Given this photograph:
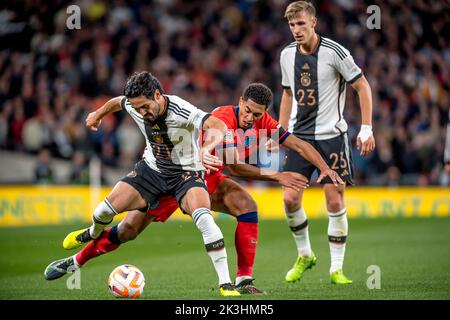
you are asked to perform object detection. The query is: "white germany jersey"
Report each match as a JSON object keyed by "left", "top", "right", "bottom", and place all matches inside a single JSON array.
[
  {"left": 121, "top": 94, "right": 208, "bottom": 173},
  {"left": 280, "top": 36, "right": 362, "bottom": 140}
]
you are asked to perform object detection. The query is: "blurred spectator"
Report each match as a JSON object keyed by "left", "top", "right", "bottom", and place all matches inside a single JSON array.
[
  {"left": 444, "top": 110, "right": 450, "bottom": 174},
  {"left": 116, "top": 116, "right": 144, "bottom": 168},
  {"left": 69, "top": 151, "right": 89, "bottom": 185},
  {"left": 1, "top": 0, "right": 449, "bottom": 186},
  {"left": 34, "top": 149, "right": 54, "bottom": 184}
]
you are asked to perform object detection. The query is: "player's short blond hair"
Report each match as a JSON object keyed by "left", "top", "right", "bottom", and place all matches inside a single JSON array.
[{"left": 284, "top": 1, "right": 316, "bottom": 20}]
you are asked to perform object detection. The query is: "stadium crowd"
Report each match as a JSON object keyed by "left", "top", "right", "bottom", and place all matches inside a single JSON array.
[{"left": 0, "top": 0, "right": 449, "bottom": 185}]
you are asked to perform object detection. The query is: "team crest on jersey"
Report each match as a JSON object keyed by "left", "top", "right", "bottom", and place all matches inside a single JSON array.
[
  {"left": 301, "top": 72, "right": 311, "bottom": 86},
  {"left": 153, "top": 133, "right": 164, "bottom": 144}
]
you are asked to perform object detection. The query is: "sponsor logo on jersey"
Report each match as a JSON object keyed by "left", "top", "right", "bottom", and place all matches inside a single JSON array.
[{"left": 127, "top": 170, "right": 137, "bottom": 178}]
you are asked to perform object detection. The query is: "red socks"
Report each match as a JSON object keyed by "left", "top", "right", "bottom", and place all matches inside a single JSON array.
[
  {"left": 235, "top": 212, "right": 258, "bottom": 277},
  {"left": 73, "top": 213, "right": 260, "bottom": 277},
  {"left": 75, "top": 227, "right": 121, "bottom": 266}
]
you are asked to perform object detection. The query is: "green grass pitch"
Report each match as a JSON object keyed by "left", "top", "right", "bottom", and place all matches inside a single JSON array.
[{"left": 0, "top": 217, "right": 449, "bottom": 300}]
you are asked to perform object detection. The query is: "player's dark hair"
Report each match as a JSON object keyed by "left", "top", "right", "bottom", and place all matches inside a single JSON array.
[
  {"left": 124, "top": 71, "right": 164, "bottom": 99},
  {"left": 242, "top": 83, "right": 273, "bottom": 109}
]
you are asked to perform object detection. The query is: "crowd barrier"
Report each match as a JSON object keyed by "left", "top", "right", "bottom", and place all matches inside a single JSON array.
[{"left": 0, "top": 186, "right": 448, "bottom": 226}]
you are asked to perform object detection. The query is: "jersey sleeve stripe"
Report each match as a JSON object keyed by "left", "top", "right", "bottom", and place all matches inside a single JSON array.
[
  {"left": 170, "top": 110, "right": 190, "bottom": 120},
  {"left": 321, "top": 42, "right": 346, "bottom": 60},
  {"left": 322, "top": 39, "right": 348, "bottom": 58},
  {"left": 321, "top": 43, "right": 346, "bottom": 60},
  {"left": 169, "top": 102, "right": 191, "bottom": 118},
  {"left": 172, "top": 102, "right": 191, "bottom": 116},
  {"left": 169, "top": 105, "right": 190, "bottom": 118}
]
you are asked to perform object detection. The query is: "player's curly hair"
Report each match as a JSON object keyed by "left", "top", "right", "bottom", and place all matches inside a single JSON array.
[
  {"left": 124, "top": 71, "right": 164, "bottom": 99},
  {"left": 242, "top": 83, "right": 273, "bottom": 109}
]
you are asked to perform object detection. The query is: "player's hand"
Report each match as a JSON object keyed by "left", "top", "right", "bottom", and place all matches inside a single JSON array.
[
  {"left": 317, "top": 168, "right": 345, "bottom": 186},
  {"left": 86, "top": 112, "right": 102, "bottom": 131},
  {"left": 357, "top": 125, "right": 375, "bottom": 157},
  {"left": 265, "top": 139, "right": 279, "bottom": 152},
  {"left": 275, "top": 172, "right": 309, "bottom": 191},
  {"left": 201, "top": 149, "right": 223, "bottom": 174},
  {"left": 357, "top": 135, "right": 375, "bottom": 157}
]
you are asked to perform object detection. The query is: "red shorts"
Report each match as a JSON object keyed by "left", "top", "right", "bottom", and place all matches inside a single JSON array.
[{"left": 147, "top": 171, "right": 229, "bottom": 222}]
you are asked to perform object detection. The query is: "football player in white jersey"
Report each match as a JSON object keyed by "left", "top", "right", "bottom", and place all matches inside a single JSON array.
[
  {"left": 45, "top": 71, "right": 240, "bottom": 296},
  {"left": 277, "top": 1, "right": 376, "bottom": 285}
]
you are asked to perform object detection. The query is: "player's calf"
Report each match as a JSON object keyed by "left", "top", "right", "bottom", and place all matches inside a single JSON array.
[
  {"left": 191, "top": 207, "right": 239, "bottom": 296},
  {"left": 117, "top": 221, "right": 140, "bottom": 242}
]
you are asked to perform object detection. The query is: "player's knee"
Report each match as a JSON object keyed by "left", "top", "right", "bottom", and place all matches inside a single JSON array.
[
  {"left": 236, "top": 196, "right": 257, "bottom": 214},
  {"left": 283, "top": 193, "right": 300, "bottom": 212},
  {"left": 118, "top": 222, "right": 139, "bottom": 242},
  {"left": 327, "top": 200, "right": 344, "bottom": 213}
]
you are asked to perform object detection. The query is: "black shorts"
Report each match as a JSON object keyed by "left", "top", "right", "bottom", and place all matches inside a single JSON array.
[
  {"left": 283, "top": 133, "right": 354, "bottom": 185},
  {"left": 121, "top": 160, "right": 208, "bottom": 211}
]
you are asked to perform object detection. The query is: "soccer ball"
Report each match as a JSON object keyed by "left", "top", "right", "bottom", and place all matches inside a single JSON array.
[{"left": 108, "top": 264, "right": 145, "bottom": 298}]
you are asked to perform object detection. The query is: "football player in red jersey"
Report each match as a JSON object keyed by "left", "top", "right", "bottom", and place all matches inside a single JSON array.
[{"left": 46, "top": 83, "right": 343, "bottom": 294}]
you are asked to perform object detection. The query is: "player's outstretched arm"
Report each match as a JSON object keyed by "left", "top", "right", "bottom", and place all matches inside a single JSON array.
[
  {"left": 85, "top": 96, "right": 124, "bottom": 131},
  {"left": 351, "top": 76, "right": 376, "bottom": 157},
  {"left": 281, "top": 135, "right": 344, "bottom": 186},
  {"left": 201, "top": 115, "right": 227, "bottom": 172}
]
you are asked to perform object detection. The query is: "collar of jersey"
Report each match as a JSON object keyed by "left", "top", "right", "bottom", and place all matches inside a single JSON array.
[
  {"left": 297, "top": 34, "right": 322, "bottom": 56},
  {"left": 158, "top": 95, "right": 169, "bottom": 120},
  {"left": 234, "top": 105, "right": 253, "bottom": 131}
]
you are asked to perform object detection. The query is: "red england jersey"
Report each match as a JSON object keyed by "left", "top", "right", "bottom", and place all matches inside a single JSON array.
[{"left": 205, "top": 105, "right": 290, "bottom": 173}]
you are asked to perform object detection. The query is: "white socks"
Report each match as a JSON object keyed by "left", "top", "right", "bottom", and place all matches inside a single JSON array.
[
  {"left": 192, "top": 208, "right": 231, "bottom": 285},
  {"left": 89, "top": 198, "right": 117, "bottom": 239},
  {"left": 328, "top": 208, "right": 348, "bottom": 273},
  {"left": 285, "top": 207, "right": 312, "bottom": 257},
  {"left": 235, "top": 276, "right": 252, "bottom": 286}
]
